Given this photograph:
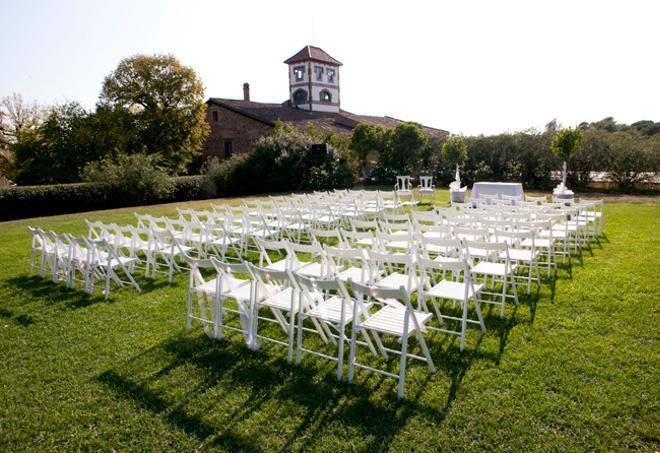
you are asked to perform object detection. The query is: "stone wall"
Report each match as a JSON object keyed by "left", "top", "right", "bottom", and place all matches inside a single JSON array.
[{"left": 203, "top": 104, "right": 273, "bottom": 158}]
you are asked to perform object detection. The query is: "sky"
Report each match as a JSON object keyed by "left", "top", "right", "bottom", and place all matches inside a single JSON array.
[{"left": 1, "top": 0, "right": 658, "bottom": 135}]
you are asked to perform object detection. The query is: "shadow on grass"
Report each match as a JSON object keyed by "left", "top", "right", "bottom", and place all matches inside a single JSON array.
[
  {"left": 2, "top": 272, "right": 175, "bottom": 310},
  {"left": 97, "top": 326, "right": 501, "bottom": 451},
  {"left": 2, "top": 274, "right": 108, "bottom": 310}
]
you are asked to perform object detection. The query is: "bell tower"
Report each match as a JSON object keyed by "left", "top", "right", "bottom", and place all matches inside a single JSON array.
[{"left": 284, "top": 45, "right": 342, "bottom": 113}]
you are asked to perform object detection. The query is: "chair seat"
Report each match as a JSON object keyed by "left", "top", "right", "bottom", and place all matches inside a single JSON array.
[
  {"left": 377, "top": 272, "right": 417, "bottom": 292},
  {"left": 522, "top": 238, "right": 552, "bottom": 248},
  {"left": 355, "top": 238, "right": 377, "bottom": 247},
  {"left": 335, "top": 266, "right": 370, "bottom": 284},
  {"left": 504, "top": 249, "right": 537, "bottom": 261},
  {"left": 472, "top": 261, "right": 518, "bottom": 277},
  {"left": 426, "top": 280, "right": 483, "bottom": 301},
  {"left": 432, "top": 256, "right": 461, "bottom": 264},
  {"left": 250, "top": 228, "right": 277, "bottom": 238},
  {"left": 264, "top": 259, "right": 288, "bottom": 272},
  {"left": 306, "top": 296, "right": 353, "bottom": 324},
  {"left": 208, "top": 235, "right": 242, "bottom": 247},
  {"left": 362, "top": 306, "right": 432, "bottom": 336},
  {"left": 260, "top": 286, "right": 298, "bottom": 312},
  {"left": 296, "top": 261, "right": 324, "bottom": 278}
]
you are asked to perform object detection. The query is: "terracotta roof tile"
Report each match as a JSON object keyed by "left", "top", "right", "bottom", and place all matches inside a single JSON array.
[
  {"left": 207, "top": 98, "right": 447, "bottom": 135},
  {"left": 284, "top": 45, "right": 343, "bottom": 66}
]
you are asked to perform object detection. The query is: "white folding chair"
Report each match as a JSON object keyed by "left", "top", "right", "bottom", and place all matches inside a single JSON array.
[
  {"left": 464, "top": 240, "right": 519, "bottom": 318},
  {"left": 285, "top": 241, "right": 327, "bottom": 278},
  {"left": 84, "top": 238, "right": 141, "bottom": 299},
  {"left": 254, "top": 237, "right": 289, "bottom": 272},
  {"left": 346, "top": 280, "right": 435, "bottom": 399},
  {"left": 248, "top": 264, "right": 301, "bottom": 363},
  {"left": 323, "top": 245, "right": 371, "bottom": 284},
  {"left": 210, "top": 258, "right": 255, "bottom": 346},
  {"left": 293, "top": 274, "right": 374, "bottom": 381},
  {"left": 418, "top": 257, "right": 486, "bottom": 351},
  {"left": 367, "top": 249, "right": 419, "bottom": 293}
]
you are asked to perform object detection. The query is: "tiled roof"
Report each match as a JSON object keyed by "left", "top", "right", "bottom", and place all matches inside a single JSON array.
[
  {"left": 284, "top": 45, "right": 343, "bottom": 66},
  {"left": 207, "top": 98, "right": 448, "bottom": 135}
]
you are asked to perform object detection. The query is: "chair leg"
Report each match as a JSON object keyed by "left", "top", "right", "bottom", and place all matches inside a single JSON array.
[
  {"left": 347, "top": 325, "right": 359, "bottom": 384},
  {"left": 295, "top": 309, "right": 304, "bottom": 366},
  {"left": 186, "top": 289, "right": 193, "bottom": 330},
  {"left": 460, "top": 298, "right": 468, "bottom": 351}
]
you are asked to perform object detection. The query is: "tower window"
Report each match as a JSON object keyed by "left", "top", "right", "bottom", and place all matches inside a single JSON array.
[
  {"left": 294, "top": 66, "right": 305, "bottom": 81},
  {"left": 320, "top": 90, "right": 332, "bottom": 103},
  {"left": 224, "top": 141, "right": 233, "bottom": 158},
  {"left": 327, "top": 68, "right": 336, "bottom": 83},
  {"left": 212, "top": 111, "right": 218, "bottom": 122},
  {"left": 314, "top": 66, "right": 324, "bottom": 81},
  {"left": 293, "top": 89, "right": 308, "bottom": 104}
]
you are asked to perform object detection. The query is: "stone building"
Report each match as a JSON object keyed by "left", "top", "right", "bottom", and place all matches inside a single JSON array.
[{"left": 203, "top": 45, "right": 447, "bottom": 159}]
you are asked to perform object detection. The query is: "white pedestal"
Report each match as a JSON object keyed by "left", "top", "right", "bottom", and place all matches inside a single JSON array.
[{"left": 553, "top": 189, "right": 574, "bottom": 205}]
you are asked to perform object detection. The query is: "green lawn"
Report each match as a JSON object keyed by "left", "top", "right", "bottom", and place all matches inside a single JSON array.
[{"left": 0, "top": 193, "right": 658, "bottom": 451}]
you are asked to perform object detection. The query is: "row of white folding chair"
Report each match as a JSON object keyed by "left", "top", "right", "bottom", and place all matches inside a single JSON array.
[
  {"left": 91, "top": 220, "right": 199, "bottom": 283},
  {"left": 256, "top": 234, "right": 521, "bottom": 323},
  {"left": 28, "top": 227, "right": 141, "bottom": 299},
  {"left": 187, "top": 257, "right": 435, "bottom": 398}
]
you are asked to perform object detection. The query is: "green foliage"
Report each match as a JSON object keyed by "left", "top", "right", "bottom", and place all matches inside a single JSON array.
[
  {"left": 567, "top": 128, "right": 610, "bottom": 190},
  {"left": 441, "top": 136, "right": 468, "bottom": 167},
  {"left": 100, "top": 54, "right": 209, "bottom": 174},
  {"left": 350, "top": 124, "right": 388, "bottom": 178},
  {"left": 606, "top": 131, "right": 660, "bottom": 192},
  {"left": 11, "top": 102, "right": 103, "bottom": 185},
  {"left": 81, "top": 153, "right": 174, "bottom": 203},
  {"left": 205, "top": 127, "right": 353, "bottom": 196},
  {"left": 550, "top": 127, "right": 583, "bottom": 162},
  {"left": 0, "top": 175, "right": 206, "bottom": 220},
  {"left": 372, "top": 122, "right": 428, "bottom": 182}
]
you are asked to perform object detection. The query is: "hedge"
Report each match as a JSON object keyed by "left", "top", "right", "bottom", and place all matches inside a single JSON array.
[{"left": 0, "top": 175, "right": 207, "bottom": 221}]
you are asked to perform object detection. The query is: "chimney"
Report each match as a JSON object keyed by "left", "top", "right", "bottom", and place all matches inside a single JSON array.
[{"left": 243, "top": 82, "right": 250, "bottom": 101}]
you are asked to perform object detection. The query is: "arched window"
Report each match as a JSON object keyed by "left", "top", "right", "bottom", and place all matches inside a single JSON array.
[
  {"left": 293, "top": 89, "right": 308, "bottom": 104},
  {"left": 320, "top": 90, "right": 332, "bottom": 103}
]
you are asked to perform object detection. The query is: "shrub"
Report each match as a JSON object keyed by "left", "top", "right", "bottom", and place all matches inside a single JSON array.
[
  {"left": 205, "top": 127, "right": 354, "bottom": 197},
  {"left": 0, "top": 175, "right": 207, "bottom": 221},
  {"left": 606, "top": 132, "right": 660, "bottom": 192},
  {"left": 81, "top": 153, "right": 174, "bottom": 203}
]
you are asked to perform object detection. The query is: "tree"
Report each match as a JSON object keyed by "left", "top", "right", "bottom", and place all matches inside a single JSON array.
[
  {"left": 372, "top": 122, "right": 427, "bottom": 182},
  {"left": 11, "top": 102, "right": 102, "bottom": 184},
  {"left": 606, "top": 131, "right": 659, "bottom": 192},
  {"left": 99, "top": 54, "right": 209, "bottom": 174},
  {"left": 1, "top": 93, "right": 46, "bottom": 176},
  {"left": 550, "top": 127, "right": 583, "bottom": 191},
  {"left": 441, "top": 136, "right": 468, "bottom": 189},
  {"left": 350, "top": 124, "right": 387, "bottom": 178}
]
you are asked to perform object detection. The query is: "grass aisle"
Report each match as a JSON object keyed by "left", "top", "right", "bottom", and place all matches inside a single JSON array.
[{"left": 0, "top": 196, "right": 658, "bottom": 451}]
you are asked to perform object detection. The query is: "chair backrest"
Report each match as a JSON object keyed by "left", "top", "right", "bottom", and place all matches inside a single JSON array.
[
  {"left": 395, "top": 175, "right": 412, "bottom": 192},
  {"left": 417, "top": 255, "right": 472, "bottom": 285},
  {"left": 347, "top": 279, "right": 412, "bottom": 310},
  {"left": 351, "top": 219, "right": 379, "bottom": 232},
  {"left": 248, "top": 262, "right": 296, "bottom": 293},
  {"left": 417, "top": 236, "right": 462, "bottom": 259},
  {"left": 309, "top": 228, "right": 343, "bottom": 245},
  {"left": 293, "top": 273, "right": 349, "bottom": 302},
  {"left": 419, "top": 176, "right": 433, "bottom": 190},
  {"left": 340, "top": 229, "right": 375, "bottom": 249},
  {"left": 411, "top": 210, "right": 441, "bottom": 225}
]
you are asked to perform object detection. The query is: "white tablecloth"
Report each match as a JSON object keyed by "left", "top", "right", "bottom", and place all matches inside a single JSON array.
[{"left": 471, "top": 182, "right": 524, "bottom": 199}]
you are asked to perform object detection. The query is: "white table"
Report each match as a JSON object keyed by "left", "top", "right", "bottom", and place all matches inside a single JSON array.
[{"left": 471, "top": 182, "right": 524, "bottom": 200}]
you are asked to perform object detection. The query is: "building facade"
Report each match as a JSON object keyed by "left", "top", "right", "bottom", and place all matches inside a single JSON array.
[{"left": 203, "top": 46, "right": 447, "bottom": 158}]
